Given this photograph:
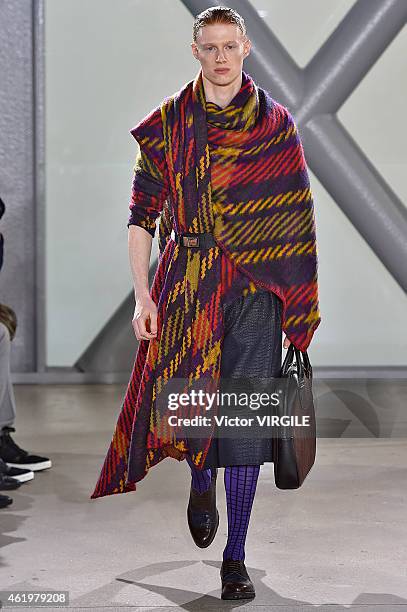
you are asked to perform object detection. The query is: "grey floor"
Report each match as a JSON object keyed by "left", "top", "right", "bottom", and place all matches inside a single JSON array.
[{"left": 0, "top": 383, "right": 407, "bottom": 611}]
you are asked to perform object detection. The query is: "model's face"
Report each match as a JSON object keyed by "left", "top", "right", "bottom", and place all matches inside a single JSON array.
[{"left": 191, "top": 23, "right": 251, "bottom": 86}]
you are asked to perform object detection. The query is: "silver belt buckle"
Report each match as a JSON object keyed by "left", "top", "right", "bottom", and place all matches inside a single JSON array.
[{"left": 182, "top": 235, "right": 199, "bottom": 247}]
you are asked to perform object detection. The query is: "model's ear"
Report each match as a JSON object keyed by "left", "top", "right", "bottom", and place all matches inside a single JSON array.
[
  {"left": 191, "top": 42, "right": 198, "bottom": 60},
  {"left": 244, "top": 39, "right": 252, "bottom": 59}
]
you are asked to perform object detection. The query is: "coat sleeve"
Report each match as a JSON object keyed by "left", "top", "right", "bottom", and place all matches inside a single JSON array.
[{"left": 127, "top": 107, "right": 169, "bottom": 238}]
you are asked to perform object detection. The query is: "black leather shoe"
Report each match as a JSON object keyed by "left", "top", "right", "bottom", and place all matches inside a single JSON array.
[
  {"left": 220, "top": 559, "right": 255, "bottom": 600},
  {"left": 187, "top": 468, "right": 219, "bottom": 548},
  {"left": 0, "top": 473, "right": 21, "bottom": 490},
  {"left": 0, "top": 493, "right": 13, "bottom": 508}
]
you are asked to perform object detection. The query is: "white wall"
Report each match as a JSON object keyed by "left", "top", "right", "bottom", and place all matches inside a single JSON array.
[
  {"left": 45, "top": 0, "right": 197, "bottom": 366},
  {"left": 45, "top": 0, "right": 407, "bottom": 367}
]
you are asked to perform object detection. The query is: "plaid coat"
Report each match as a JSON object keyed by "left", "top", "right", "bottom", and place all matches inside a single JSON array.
[{"left": 90, "top": 70, "right": 321, "bottom": 499}]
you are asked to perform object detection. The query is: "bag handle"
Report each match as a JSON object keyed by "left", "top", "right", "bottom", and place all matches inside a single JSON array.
[{"left": 281, "top": 343, "right": 312, "bottom": 381}]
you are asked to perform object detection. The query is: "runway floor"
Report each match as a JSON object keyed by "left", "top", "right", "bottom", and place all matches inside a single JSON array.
[{"left": 0, "top": 383, "right": 406, "bottom": 611}]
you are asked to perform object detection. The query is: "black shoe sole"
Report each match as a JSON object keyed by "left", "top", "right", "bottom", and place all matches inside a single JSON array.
[{"left": 221, "top": 590, "right": 256, "bottom": 600}]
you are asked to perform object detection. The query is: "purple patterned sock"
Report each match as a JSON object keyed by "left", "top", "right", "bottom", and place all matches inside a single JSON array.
[
  {"left": 186, "top": 454, "right": 213, "bottom": 493},
  {"left": 223, "top": 465, "right": 261, "bottom": 561}
]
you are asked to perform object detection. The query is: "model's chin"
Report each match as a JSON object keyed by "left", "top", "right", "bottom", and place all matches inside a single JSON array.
[{"left": 212, "top": 70, "right": 236, "bottom": 84}]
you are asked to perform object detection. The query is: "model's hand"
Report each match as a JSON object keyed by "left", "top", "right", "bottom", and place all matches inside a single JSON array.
[
  {"left": 132, "top": 295, "right": 158, "bottom": 341},
  {"left": 283, "top": 335, "right": 291, "bottom": 349}
]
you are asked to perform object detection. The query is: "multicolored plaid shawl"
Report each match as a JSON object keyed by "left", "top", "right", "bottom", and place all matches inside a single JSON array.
[{"left": 90, "top": 69, "right": 321, "bottom": 499}]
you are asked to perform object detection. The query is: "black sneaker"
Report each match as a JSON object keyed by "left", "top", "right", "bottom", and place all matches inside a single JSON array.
[
  {"left": 0, "top": 426, "right": 52, "bottom": 471},
  {"left": 0, "top": 472, "right": 21, "bottom": 490},
  {"left": 0, "top": 456, "right": 34, "bottom": 483},
  {"left": 220, "top": 559, "right": 256, "bottom": 600},
  {"left": 0, "top": 493, "right": 13, "bottom": 508}
]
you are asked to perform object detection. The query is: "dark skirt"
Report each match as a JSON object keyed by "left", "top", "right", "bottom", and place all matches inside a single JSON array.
[{"left": 201, "top": 288, "right": 283, "bottom": 468}]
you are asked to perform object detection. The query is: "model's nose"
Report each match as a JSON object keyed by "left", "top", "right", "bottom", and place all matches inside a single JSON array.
[{"left": 216, "top": 51, "right": 227, "bottom": 62}]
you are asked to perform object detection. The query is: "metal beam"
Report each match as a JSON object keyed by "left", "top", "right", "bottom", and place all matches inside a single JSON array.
[{"left": 183, "top": 0, "right": 407, "bottom": 290}]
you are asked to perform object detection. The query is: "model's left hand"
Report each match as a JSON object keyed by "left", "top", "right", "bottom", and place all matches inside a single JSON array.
[{"left": 283, "top": 335, "right": 291, "bottom": 349}]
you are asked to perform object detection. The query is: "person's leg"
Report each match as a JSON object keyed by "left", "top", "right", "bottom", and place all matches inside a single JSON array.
[
  {"left": 218, "top": 290, "right": 282, "bottom": 597},
  {"left": 0, "top": 323, "right": 51, "bottom": 472},
  {"left": 0, "top": 323, "right": 17, "bottom": 429},
  {"left": 223, "top": 464, "right": 260, "bottom": 561},
  {"left": 185, "top": 453, "right": 213, "bottom": 493}
]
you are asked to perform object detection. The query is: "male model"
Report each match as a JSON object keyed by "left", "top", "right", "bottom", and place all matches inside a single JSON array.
[{"left": 91, "top": 6, "right": 321, "bottom": 601}]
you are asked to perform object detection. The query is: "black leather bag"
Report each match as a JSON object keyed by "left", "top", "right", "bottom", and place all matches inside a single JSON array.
[{"left": 273, "top": 344, "right": 316, "bottom": 489}]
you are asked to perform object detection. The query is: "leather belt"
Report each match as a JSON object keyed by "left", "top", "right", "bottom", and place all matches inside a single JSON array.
[{"left": 170, "top": 229, "right": 217, "bottom": 249}]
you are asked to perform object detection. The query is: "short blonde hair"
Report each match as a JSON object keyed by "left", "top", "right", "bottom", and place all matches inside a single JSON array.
[{"left": 192, "top": 6, "right": 247, "bottom": 43}]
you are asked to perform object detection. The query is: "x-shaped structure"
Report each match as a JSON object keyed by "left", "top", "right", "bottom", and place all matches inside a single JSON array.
[
  {"left": 183, "top": 0, "right": 407, "bottom": 291},
  {"left": 77, "top": 0, "right": 407, "bottom": 373}
]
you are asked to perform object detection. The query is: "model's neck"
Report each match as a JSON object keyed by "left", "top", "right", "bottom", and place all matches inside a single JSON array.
[{"left": 202, "top": 71, "right": 242, "bottom": 109}]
